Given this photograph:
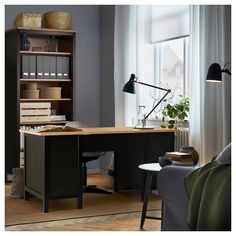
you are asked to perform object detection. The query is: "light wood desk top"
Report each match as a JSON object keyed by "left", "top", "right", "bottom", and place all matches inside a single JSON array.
[{"left": 20, "top": 127, "right": 176, "bottom": 137}]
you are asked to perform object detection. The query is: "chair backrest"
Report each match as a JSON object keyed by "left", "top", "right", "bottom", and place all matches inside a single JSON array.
[{"left": 215, "top": 143, "right": 231, "bottom": 164}]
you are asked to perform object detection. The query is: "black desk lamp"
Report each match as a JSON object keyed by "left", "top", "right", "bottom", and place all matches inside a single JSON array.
[
  {"left": 206, "top": 62, "right": 231, "bottom": 82},
  {"left": 123, "top": 74, "right": 171, "bottom": 129}
]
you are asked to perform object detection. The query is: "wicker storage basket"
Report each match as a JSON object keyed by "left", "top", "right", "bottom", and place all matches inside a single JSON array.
[
  {"left": 22, "top": 89, "right": 40, "bottom": 99},
  {"left": 16, "top": 12, "right": 41, "bottom": 28},
  {"left": 44, "top": 11, "right": 72, "bottom": 30},
  {"left": 26, "top": 83, "right": 37, "bottom": 90},
  {"left": 41, "top": 87, "right": 61, "bottom": 99}
]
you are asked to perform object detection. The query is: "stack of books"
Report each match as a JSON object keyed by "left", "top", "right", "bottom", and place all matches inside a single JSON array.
[
  {"left": 50, "top": 115, "right": 66, "bottom": 121},
  {"left": 165, "top": 151, "right": 194, "bottom": 165}
]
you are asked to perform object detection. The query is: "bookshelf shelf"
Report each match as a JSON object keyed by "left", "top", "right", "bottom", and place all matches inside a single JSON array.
[
  {"left": 20, "top": 79, "right": 72, "bottom": 82},
  {"left": 20, "top": 120, "right": 67, "bottom": 125},
  {"left": 20, "top": 98, "right": 72, "bottom": 102},
  {"left": 20, "top": 51, "right": 72, "bottom": 56}
]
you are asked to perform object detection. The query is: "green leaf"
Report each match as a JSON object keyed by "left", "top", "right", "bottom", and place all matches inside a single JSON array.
[
  {"left": 168, "top": 120, "right": 175, "bottom": 124},
  {"left": 166, "top": 104, "right": 172, "bottom": 110},
  {"left": 167, "top": 110, "right": 173, "bottom": 117},
  {"left": 179, "top": 105, "right": 184, "bottom": 111}
]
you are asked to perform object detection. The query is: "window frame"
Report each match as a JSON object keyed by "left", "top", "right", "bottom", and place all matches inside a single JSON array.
[{"left": 154, "top": 36, "right": 189, "bottom": 100}]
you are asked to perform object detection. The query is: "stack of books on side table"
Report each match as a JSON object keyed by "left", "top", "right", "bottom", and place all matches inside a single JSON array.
[{"left": 165, "top": 152, "right": 194, "bottom": 166}]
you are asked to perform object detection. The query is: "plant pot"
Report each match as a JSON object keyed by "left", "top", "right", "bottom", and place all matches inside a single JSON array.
[{"left": 179, "top": 146, "right": 199, "bottom": 165}]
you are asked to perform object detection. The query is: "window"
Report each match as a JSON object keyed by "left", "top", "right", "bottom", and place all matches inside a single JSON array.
[
  {"left": 141, "top": 6, "right": 190, "bottom": 119},
  {"left": 123, "top": 5, "right": 190, "bottom": 122},
  {"left": 156, "top": 37, "right": 189, "bottom": 101},
  {"left": 150, "top": 37, "right": 189, "bottom": 119}
]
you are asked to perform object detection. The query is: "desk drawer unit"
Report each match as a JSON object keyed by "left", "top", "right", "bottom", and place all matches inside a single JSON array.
[{"left": 24, "top": 134, "right": 78, "bottom": 212}]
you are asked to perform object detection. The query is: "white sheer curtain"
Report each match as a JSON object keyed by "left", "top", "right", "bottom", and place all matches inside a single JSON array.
[
  {"left": 114, "top": 5, "right": 137, "bottom": 126},
  {"left": 189, "top": 5, "right": 231, "bottom": 165},
  {"left": 114, "top": 5, "right": 154, "bottom": 127}
]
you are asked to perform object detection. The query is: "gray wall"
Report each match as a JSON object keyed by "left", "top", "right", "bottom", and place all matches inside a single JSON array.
[
  {"left": 99, "top": 6, "right": 115, "bottom": 172},
  {"left": 99, "top": 6, "right": 115, "bottom": 127},
  {"left": 5, "top": 5, "right": 115, "bottom": 173}
]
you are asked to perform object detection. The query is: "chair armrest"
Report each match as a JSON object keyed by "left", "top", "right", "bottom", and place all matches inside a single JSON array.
[{"left": 157, "top": 166, "right": 195, "bottom": 202}]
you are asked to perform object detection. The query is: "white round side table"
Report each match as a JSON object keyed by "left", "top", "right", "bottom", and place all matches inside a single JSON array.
[{"left": 138, "top": 163, "right": 162, "bottom": 229}]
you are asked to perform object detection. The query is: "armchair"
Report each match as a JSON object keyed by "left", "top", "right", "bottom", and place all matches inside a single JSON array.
[{"left": 157, "top": 143, "right": 231, "bottom": 231}]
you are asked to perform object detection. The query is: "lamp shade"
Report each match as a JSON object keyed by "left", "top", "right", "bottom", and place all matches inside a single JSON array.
[
  {"left": 122, "top": 74, "right": 136, "bottom": 94},
  {"left": 206, "top": 63, "right": 222, "bottom": 82}
]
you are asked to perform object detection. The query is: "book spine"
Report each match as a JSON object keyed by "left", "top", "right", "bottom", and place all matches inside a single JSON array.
[
  {"left": 37, "top": 56, "right": 44, "bottom": 79},
  {"left": 29, "top": 55, "right": 36, "bottom": 79},
  {"left": 21, "top": 55, "right": 29, "bottom": 79}
]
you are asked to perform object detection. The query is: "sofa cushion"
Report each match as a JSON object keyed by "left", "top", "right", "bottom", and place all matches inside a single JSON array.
[{"left": 215, "top": 143, "right": 231, "bottom": 163}]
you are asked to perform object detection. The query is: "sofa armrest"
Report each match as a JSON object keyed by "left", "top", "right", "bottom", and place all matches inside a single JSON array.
[{"left": 157, "top": 166, "right": 195, "bottom": 202}]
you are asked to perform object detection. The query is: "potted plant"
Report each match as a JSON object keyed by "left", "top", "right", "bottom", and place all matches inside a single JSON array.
[{"left": 161, "top": 97, "right": 190, "bottom": 128}]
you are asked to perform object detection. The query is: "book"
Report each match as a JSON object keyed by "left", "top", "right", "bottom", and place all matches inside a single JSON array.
[
  {"left": 165, "top": 151, "right": 193, "bottom": 163},
  {"left": 50, "top": 115, "right": 66, "bottom": 121},
  {"left": 33, "top": 124, "right": 82, "bottom": 133},
  {"left": 171, "top": 160, "right": 195, "bottom": 166}
]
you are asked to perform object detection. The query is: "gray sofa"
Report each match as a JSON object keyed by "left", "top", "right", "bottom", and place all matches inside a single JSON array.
[{"left": 157, "top": 143, "right": 231, "bottom": 231}]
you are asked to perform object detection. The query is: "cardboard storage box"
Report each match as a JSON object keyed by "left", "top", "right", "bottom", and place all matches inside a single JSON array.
[{"left": 16, "top": 12, "right": 42, "bottom": 28}]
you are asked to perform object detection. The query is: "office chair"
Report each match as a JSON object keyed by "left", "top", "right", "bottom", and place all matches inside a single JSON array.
[
  {"left": 82, "top": 152, "right": 112, "bottom": 194},
  {"left": 65, "top": 122, "right": 112, "bottom": 194}
]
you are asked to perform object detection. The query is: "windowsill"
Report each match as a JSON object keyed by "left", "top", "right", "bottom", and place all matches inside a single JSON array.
[{"left": 145, "top": 118, "right": 189, "bottom": 128}]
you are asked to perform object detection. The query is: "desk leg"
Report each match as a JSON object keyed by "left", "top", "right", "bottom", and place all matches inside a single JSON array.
[
  {"left": 77, "top": 137, "right": 83, "bottom": 209},
  {"left": 24, "top": 190, "right": 30, "bottom": 201},
  {"left": 140, "top": 173, "right": 152, "bottom": 229},
  {"left": 113, "top": 151, "right": 118, "bottom": 192},
  {"left": 43, "top": 197, "right": 49, "bottom": 213}
]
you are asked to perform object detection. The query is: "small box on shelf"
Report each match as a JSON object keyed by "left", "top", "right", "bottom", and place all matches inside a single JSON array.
[{"left": 20, "top": 102, "right": 51, "bottom": 123}]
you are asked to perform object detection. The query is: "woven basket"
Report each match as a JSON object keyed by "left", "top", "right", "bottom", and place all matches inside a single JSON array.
[
  {"left": 26, "top": 83, "right": 37, "bottom": 90},
  {"left": 41, "top": 87, "right": 61, "bottom": 99},
  {"left": 22, "top": 89, "right": 40, "bottom": 99},
  {"left": 44, "top": 11, "right": 72, "bottom": 30},
  {"left": 16, "top": 12, "right": 41, "bottom": 28}
]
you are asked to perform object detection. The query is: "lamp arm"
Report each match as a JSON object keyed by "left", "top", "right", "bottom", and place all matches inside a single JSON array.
[
  {"left": 143, "top": 89, "right": 171, "bottom": 121},
  {"left": 222, "top": 69, "right": 231, "bottom": 76},
  {"left": 136, "top": 81, "right": 170, "bottom": 92}
]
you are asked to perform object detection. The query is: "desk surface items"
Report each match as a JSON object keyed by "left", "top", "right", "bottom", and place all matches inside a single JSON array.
[{"left": 30, "top": 124, "right": 82, "bottom": 133}]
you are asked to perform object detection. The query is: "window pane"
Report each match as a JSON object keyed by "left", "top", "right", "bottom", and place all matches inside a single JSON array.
[{"left": 161, "top": 38, "right": 184, "bottom": 104}]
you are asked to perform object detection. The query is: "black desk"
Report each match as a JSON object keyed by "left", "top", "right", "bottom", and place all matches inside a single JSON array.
[{"left": 21, "top": 127, "right": 175, "bottom": 212}]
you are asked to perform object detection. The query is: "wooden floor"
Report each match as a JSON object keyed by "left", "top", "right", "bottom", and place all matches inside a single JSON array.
[
  {"left": 5, "top": 174, "right": 161, "bottom": 231},
  {"left": 6, "top": 211, "right": 161, "bottom": 231}
]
